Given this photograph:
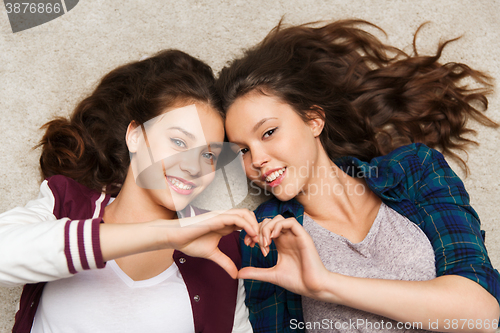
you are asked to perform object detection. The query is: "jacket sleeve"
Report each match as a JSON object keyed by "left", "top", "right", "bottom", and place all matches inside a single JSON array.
[
  {"left": 410, "top": 144, "right": 500, "bottom": 306},
  {"left": 0, "top": 179, "right": 104, "bottom": 287}
]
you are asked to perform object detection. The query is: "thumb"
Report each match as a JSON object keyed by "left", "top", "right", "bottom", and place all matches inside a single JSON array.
[
  {"left": 237, "top": 266, "right": 275, "bottom": 284},
  {"left": 207, "top": 249, "right": 238, "bottom": 279}
]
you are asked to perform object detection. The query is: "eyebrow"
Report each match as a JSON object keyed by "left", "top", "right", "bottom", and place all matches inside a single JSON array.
[
  {"left": 168, "top": 127, "right": 196, "bottom": 140},
  {"left": 253, "top": 117, "right": 277, "bottom": 133},
  {"left": 208, "top": 143, "right": 223, "bottom": 149}
]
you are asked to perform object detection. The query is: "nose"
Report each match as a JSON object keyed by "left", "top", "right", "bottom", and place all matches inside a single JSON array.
[
  {"left": 178, "top": 149, "right": 203, "bottom": 177},
  {"left": 250, "top": 149, "right": 269, "bottom": 170}
]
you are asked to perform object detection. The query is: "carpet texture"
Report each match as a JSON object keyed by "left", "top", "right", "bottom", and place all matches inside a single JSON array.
[{"left": 1, "top": 0, "right": 499, "bottom": 331}]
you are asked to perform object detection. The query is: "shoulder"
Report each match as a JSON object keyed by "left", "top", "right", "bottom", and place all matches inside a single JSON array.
[
  {"left": 369, "top": 143, "right": 445, "bottom": 174},
  {"left": 359, "top": 143, "right": 457, "bottom": 191},
  {"left": 343, "top": 143, "right": 469, "bottom": 212},
  {"left": 253, "top": 197, "right": 282, "bottom": 222},
  {"left": 254, "top": 196, "right": 305, "bottom": 226},
  {"left": 45, "top": 175, "right": 109, "bottom": 219},
  {"left": 46, "top": 175, "right": 99, "bottom": 195}
]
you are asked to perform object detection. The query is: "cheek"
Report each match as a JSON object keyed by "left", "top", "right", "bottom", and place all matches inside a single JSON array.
[
  {"left": 290, "top": 128, "right": 317, "bottom": 158},
  {"left": 200, "top": 172, "right": 215, "bottom": 187},
  {"left": 162, "top": 154, "right": 183, "bottom": 171},
  {"left": 243, "top": 158, "right": 260, "bottom": 180},
  {"left": 148, "top": 135, "right": 175, "bottom": 162}
]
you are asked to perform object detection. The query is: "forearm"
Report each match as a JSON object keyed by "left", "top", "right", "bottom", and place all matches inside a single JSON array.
[
  {"left": 100, "top": 219, "right": 171, "bottom": 262},
  {"left": 0, "top": 218, "right": 72, "bottom": 286},
  {"left": 100, "top": 210, "right": 259, "bottom": 277},
  {"left": 315, "top": 274, "right": 499, "bottom": 332}
]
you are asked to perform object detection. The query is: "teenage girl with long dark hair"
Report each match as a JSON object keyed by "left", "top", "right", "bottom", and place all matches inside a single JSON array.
[
  {"left": 218, "top": 20, "right": 500, "bottom": 332},
  {"left": 0, "top": 49, "right": 257, "bottom": 333}
]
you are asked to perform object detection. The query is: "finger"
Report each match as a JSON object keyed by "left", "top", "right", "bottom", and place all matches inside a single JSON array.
[
  {"left": 271, "top": 218, "right": 313, "bottom": 251},
  {"left": 222, "top": 209, "right": 259, "bottom": 235},
  {"left": 237, "top": 266, "right": 275, "bottom": 284},
  {"left": 206, "top": 213, "right": 259, "bottom": 239},
  {"left": 264, "top": 215, "right": 286, "bottom": 243},
  {"left": 223, "top": 210, "right": 259, "bottom": 237},
  {"left": 259, "top": 215, "right": 286, "bottom": 255},
  {"left": 282, "top": 217, "right": 306, "bottom": 237},
  {"left": 258, "top": 218, "right": 274, "bottom": 256},
  {"left": 243, "top": 234, "right": 250, "bottom": 246},
  {"left": 206, "top": 249, "right": 238, "bottom": 279},
  {"left": 181, "top": 209, "right": 258, "bottom": 237},
  {"left": 243, "top": 234, "right": 256, "bottom": 248},
  {"left": 259, "top": 217, "right": 277, "bottom": 256},
  {"left": 270, "top": 218, "right": 285, "bottom": 239},
  {"left": 259, "top": 216, "right": 280, "bottom": 244}
]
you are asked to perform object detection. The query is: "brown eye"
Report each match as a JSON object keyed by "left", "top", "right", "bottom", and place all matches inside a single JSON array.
[{"left": 263, "top": 128, "right": 277, "bottom": 139}]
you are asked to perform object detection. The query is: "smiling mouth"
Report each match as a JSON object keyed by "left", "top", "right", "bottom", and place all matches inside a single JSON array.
[
  {"left": 264, "top": 167, "right": 286, "bottom": 187},
  {"left": 166, "top": 175, "right": 196, "bottom": 194}
]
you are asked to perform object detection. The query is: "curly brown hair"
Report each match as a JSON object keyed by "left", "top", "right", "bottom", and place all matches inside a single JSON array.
[
  {"left": 38, "top": 49, "right": 221, "bottom": 194},
  {"left": 216, "top": 19, "right": 497, "bottom": 172}
]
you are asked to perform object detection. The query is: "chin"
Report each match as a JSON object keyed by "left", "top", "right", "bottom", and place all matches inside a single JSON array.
[
  {"left": 270, "top": 186, "right": 299, "bottom": 202},
  {"left": 159, "top": 199, "right": 180, "bottom": 213},
  {"left": 158, "top": 192, "right": 188, "bottom": 213},
  {"left": 170, "top": 197, "right": 194, "bottom": 212}
]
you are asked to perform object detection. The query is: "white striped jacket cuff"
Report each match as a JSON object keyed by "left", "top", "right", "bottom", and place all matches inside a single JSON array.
[{"left": 64, "top": 218, "right": 104, "bottom": 274}]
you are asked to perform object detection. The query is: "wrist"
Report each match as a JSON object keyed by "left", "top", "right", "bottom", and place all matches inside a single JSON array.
[
  {"left": 146, "top": 219, "right": 173, "bottom": 250},
  {"left": 309, "top": 271, "right": 343, "bottom": 304},
  {"left": 147, "top": 219, "right": 179, "bottom": 250}
]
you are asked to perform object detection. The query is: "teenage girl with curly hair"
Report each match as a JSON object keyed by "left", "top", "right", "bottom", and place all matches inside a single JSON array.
[{"left": 1, "top": 49, "right": 257, "bottom": 333}]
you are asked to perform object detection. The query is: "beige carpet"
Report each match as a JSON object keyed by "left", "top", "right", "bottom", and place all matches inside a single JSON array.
[{"left": 1, "top": 0, "right": 499, "bottom": 331}]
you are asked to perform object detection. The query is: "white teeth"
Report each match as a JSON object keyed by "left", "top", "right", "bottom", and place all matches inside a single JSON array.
[
  {"left": 168, "top": 177, "right": 193, "bottom": 190},
  {"left": 265, "top": 167, "right": 286, "bottom": 183}
]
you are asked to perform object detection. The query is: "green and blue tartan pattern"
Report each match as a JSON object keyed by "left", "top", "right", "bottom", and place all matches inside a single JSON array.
[{"left": 240, "top": 143, "right": 500, "bottom": 333}]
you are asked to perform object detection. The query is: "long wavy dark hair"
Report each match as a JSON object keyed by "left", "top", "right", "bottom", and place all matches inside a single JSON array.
[
  {"left": 216, "top": 19, "right": 497, "bottom": 172},
  {"left": 38, "top": 49, "right": 221, "bottom": 194}
]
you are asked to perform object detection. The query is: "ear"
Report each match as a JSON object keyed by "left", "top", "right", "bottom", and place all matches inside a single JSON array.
[
  {"left": 125, "top": 121, "right": 142, "bottom": 153},
  {"left": 306, "top": 107, "right": 325, "bottom": 138}
]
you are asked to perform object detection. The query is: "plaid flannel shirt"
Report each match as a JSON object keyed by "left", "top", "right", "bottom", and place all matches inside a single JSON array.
[{"left": 240, "top": 143, "right": 500, "bottom": 333}]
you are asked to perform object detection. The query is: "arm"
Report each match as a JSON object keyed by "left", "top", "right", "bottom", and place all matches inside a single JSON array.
[
  {"left": 100, "top": 209, "right": 259, "bottom": 279},
  {"left": 241, "top": 216, "right": 499, "bottom": 333},
  {"left": 318, "top": 274, "right": 498, "bottom": 332},
  {"left": 0, "top": 180, "right": 82, "bottom": 286},
  {"left": 240, "top": 145, "right": 500, "bottom": 332},
  {"left": 0, "top": 179, "right": 259, "bottom": 286}
]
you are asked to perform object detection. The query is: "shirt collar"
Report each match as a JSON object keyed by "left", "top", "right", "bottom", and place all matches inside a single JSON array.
[
  {"left": 333, "top": 155, "right": 404, "bottom": 196},
  {"left": 273, "top": 153, "right": 407, "bottom": 222}
]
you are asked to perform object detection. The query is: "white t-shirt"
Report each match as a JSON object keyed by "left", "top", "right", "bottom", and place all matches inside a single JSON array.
[
  {"left": 30, "top": 196, "right": 252, "bottom": 333},
  {"left": 32, "top": 261, "right": 195, "bottom": 333},
  {"left": 32, "top": 259, "right": 252, "bottom": 332}
]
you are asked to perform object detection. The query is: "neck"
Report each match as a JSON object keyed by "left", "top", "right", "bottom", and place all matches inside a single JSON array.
[
  {"left": 295, "top": 150, "right": 375, "bottom": 225},
  {"left": 103, "top": 169, "right": 177, "bottom": 280},
  {"left": 103, "top": 170, "right": 177, "bottom": 225}
]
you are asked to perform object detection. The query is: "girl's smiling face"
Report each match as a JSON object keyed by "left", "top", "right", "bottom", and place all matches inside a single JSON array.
[
  {"left": 225, "top": 91, "right": 324, "bottom": 201},
  {"left": 128, "top": 103, "right": 225, "bottom": 211}
]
